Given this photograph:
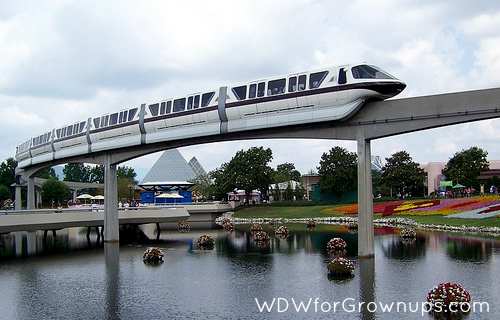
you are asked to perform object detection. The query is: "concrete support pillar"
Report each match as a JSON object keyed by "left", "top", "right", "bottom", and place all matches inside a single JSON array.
[
  {"left": 15, "top": 185, "right": 22, "bottom": 210},
  {"left": 72, "top": 190, "right": 77, "bottom": 202},
  {"left": 36, "top": 190, "right": 42, "bottom": 208},
  {"left": 104, "top": 153, "right": 119, "bottom": 242},
  {"left": 27, "top": 175, "right": 35, "bottom": 210},
  {"left": 357, "top": 129, "right": 375, "bottom": 258}
]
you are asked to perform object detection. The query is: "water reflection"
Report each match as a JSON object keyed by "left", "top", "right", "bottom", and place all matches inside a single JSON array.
[
  {"left": 104, "top": 243, "right": 120, "bottom": 320},
  {"left": 380, "top": 233, "right": 427, "bottom": 260},
  {"left": 358, "top": 258, "right": 375, "bottom": 320},
  {"left": 1, "top": 224, "right": 500, "bottom": 319},
  {"left": 443, "top": 235, "right": 494, "bottom": 262}
]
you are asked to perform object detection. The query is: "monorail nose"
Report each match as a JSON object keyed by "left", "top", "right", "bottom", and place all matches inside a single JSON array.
[{"left": 375, "top": 81, "right": 406, "bottom": 99}]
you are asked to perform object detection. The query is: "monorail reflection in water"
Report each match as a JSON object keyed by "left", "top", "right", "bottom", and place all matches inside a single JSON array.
[{"left": 0, "top": 224, "right": 498, "bottom": 319}]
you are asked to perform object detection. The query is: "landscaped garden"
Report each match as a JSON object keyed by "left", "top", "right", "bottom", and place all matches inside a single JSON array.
[{"left": 231, "top": 196, "right": 500, "bottom": 231}]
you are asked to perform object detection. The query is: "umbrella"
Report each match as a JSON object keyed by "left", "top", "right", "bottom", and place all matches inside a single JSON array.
[
  {"left": 156, "top": 193, "right": 184, "bottom": 198},
  {"left": 77, "top": 193, "right": 93, "bottom": 204},
  {"left": 156, "top": 192, "right": 184, "bottom": 204},
  {"left": 92, "top": 195, "right": 105, "bottom": 205},
  {"left": 452, "top": 183, "right": 466, "bottom": 189}
]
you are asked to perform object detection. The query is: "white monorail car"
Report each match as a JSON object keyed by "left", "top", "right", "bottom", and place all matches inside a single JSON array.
[{"left": 15, "top": 63, "right": 405, "bottom": 169}]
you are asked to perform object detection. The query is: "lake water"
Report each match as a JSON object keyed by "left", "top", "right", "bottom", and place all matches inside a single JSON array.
[{"left": 0, "top": 223, "right": 498, "bottom": 319}]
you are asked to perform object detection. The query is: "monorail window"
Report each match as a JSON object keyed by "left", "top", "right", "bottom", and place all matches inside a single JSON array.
[
  {"left": 194, "top": 95, "right": 200, "bottom": 108},
  {"left": 201, "top": 92, "right": 214, "bottom": 107},
  {"left": 257, "top": 82, "right": 265, "bottom": 97},
  {"left": 149, "top": 103, "right": 159, "bottom": 116},
  {"left": 338, "top": 68, "right": 347, "bottom": 84},
  {"left": 298, "top": 75, "right": 306, "bottom": 90},
  {"left": 118, "top": 110, "right": 128, "bottom": 123},
  {"left": 62, "top": 127, "right": 67, "bottom": 137},
  {"left": 249, "top": 84, "right": 256, "bottom": 98},
  {"left": 128, "top": 108, "right": 137, "bottom": 121},
  {"left": 187, "top": 96, "right": 193, "bottom": 110},
  {"left": 232, "top": 86, "right": 247, "bottom": 100},
  {"left": 160, "top": 102, "right": 166, "bottom": 115},
  {"left": 109, "top": 113, "right": 118, "bottom": 125},
  {"left": 166, "top": 101, "right": 172, "bottom": 113},
  {"left": 173, "top": 98, "right": 186, "bottom": 112},
  {"left": 79, "top": 121, "right": 86, "bottom": 132},
  {"left": 288, "top": 76, "right": 297, "bottom": 92},
  {"left": 309, "top": 71, "right": 328, "bottom": 89},
  {"left": 351, "top": 65, "right": 395, "bottom": 79},
  {"left": 67, "top": 125, "right": 73, "bottom": 136},
  {"left": 268, "top": 78, "right": 286, "bottom": 95},
  {"left": 93, "top": 118, "right": 100, "bottom": 129},
  {"left": 103, "top": 115, "right": 109, "bottom": 127}
]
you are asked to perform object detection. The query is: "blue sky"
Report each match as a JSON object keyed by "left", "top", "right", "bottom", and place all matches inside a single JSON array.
[{"left": 2, "top": 0, "right": 500, "bottom": 181}]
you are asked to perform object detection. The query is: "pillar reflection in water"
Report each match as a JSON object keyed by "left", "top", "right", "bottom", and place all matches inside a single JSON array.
[
  {"left": 358, "top": 258, "right": 375, "bottom": 320},
  {"left": 105, "top": 242, "right": 120, "bottom": 319}
]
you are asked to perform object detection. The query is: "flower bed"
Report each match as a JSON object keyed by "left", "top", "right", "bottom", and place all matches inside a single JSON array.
[
  {"left": 327, "top": 257, "right": 355, "bottom": 276},
  {"left": 143, "top": 247, "right": 165, "bottom": 265},
  {"left": 327, "top": 237, "right": 347, "bottom": 254},
  {"left": 197, "top": 235, "right": 215, "bottom": 250},
  {"left": 427, "top": 282, "right": 471, "bottom": 317}
]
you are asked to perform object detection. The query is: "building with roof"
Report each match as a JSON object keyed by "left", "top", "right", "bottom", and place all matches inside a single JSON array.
[{"left": 139, "top": 149, "right": 206, "bottom": 204}]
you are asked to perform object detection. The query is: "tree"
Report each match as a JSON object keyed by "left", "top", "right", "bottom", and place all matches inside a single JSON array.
[
  {"left": 442, "top": 146, "right": 489, "bottom": 190},
  {"left": 41, "top": 179, "right": 71, "bottom": 205},
  {"left": 211, "top": 147, "right": 274, "bottom": 202},
  {"left": 89, "top": 165, "right": 104, "bottom": 183},
  {"left": 35, "top": 167, "right": 58, "bottom": 180},
  {"left": 274, "top": 162, "right": 301, "bottom": 183},
  {"left": 0, "top": 157, "right": 17, "bottom": 199},
  {"left": 117, "top": 166, "right": 137, "bottom": 184},
  {"left": 317, "top": 146, "right": 357, "bottom": 202},
  {"left": 0, "top": 184, "right": 11, "bottom": 202},
  {"left": 210, "top": 163, "right": 231, "bottom": 201},
  {"left": 381, "top": 151, "right": 426, "bottom": 197},
  {"left": 117, "top": 177, "right": 136, "bottom": 201},
  {"left": 188, "top": 173, "right": 215, "bottom": 201},
  {"left": 63, "top": 163, "right": 90, "bottom": 182}
]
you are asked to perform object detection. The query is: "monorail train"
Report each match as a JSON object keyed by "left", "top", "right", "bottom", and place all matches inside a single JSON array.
[{"left": 15, "top": 63, "right": 406, "bottom": 169}]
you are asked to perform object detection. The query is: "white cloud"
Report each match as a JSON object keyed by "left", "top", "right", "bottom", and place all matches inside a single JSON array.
[{"left": 2, "top": 0, "right": 500, "bottom": 181}]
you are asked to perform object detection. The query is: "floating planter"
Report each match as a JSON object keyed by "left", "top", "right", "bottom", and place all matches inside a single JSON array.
[
  {"left": 268, "top": 219, "right": 278, "bottom": 228},
  {"left": 197, "top": 234, "right": 215, "bottom": 250},
  {"left": 400, "top": 228, "right": 417, "bottom": 238},
  {"left": 327, "top": 257, "right": 355, "bottom": 277},
  {"left": 253, "top": 230, "right": 270, "bottom": 242},
  {"left": 177, "top": 220, "right": 190, "bottom": 232},
  {"left": 347, "top": 222, "right": 358, "bottom": 229},
  {"left": 222, "top": 220, "right": 234, "bottom": 232},
  {"left": 306, "top": 220, "right": 316, "bottom": 229},
  {"left": 250, "top": 223, "right": 263, "bottom": 233},
  {"left": 427, "top": 282, "right": 471, "bottom": 319},
  {"left": 327, "top": 237, "right": 347, "bottom": 255},
  {"left": 143, "top": 247, "right": 165, "bottom": 265},
  {"left": 274, "top": 225, "right": 290, "bottom": 239}
]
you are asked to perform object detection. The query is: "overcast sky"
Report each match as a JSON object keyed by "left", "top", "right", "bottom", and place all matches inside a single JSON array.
[{"left": 2, "top": 0, "right": 500, "bottom": 181}]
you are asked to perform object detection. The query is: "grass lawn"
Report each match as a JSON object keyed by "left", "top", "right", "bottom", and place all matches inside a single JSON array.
[{"left": 232, "top": 198, "right": 500, "bottom": 229}]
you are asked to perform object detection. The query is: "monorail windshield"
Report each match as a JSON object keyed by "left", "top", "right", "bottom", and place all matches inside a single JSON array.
[{"left": 351, "top": 65, "right": 396, "bottom": 80}]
